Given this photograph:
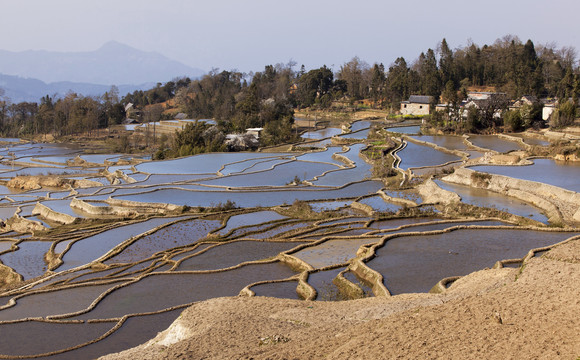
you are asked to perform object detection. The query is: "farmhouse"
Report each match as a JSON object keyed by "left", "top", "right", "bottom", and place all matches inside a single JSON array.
[{"left": 400, "top": 95, "right": 432, "bottom": 116}]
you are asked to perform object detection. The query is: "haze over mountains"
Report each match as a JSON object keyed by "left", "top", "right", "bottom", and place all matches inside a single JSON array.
[{"left": 0, "top": 41, "right": 205, "bottom": 102}]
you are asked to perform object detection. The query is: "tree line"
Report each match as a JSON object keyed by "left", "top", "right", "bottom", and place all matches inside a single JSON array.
[{"left": 0, "top": 35, "right": 578, "bottom": 142}]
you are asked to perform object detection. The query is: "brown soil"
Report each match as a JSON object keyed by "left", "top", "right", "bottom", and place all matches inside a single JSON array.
[
  {"left": 5, "top": 175, "right": 98, "bottom": 190},
  {"left": 101, "top": 238, "right": 580, "bottom": 360}
]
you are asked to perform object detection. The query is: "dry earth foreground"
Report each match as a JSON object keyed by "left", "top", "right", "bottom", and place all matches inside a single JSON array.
[{"left": 101, "top": 237, "right": 580, "bottom": 360}]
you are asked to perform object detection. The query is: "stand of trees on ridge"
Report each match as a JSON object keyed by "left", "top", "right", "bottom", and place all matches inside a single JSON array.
[{"left": 0, "top": 35, "right": 578, "bottom": 152}]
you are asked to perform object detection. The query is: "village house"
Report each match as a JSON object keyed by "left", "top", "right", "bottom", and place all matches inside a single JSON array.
[
  {"left": 542, "top": 101, "right": 557, "bottom": 121},
  {"left": 225, "top": 128, "right": 262, "bottom": 151},
  {"left": 400, "top": 95, "right": 432, "bottom": 116},
  {"left": 508, "top": 95, "right": 539, "bottom": 111}
]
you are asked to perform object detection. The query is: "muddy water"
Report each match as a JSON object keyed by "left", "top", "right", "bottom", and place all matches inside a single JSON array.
[
  {"left": 135, "top": 152, "right": 290, "bottom": 175},
  {"left": 110, "top": 180, "right": 385, "bottom": 208},
  {"left": 434, "top": 179, "right": 548, "bottom": 223},
  {"left": 49, "top": 309, "right": 183, "bottom": 360},
  {"left": 198, "top": 161, "right": 339, "bottom": 187},
  {"left": 301, "top": 127, "right": 342, "bottom": 140},
  {"left": 367, "top": 229, "right": 578, "bottom": 295},
  {"left": 0, "top": 241, "right": 52, "bottom": 280},
  {"left": 398, "top": 142, "right": 461, "bottom": 170},
  {"left": 106, "top": 219, "right": 223, "bottom": 264},
  {"left": 308, "top": 267, "right": 344, "bottom": 300},
  {"left": 220, "top": 157, "right": 293, "bottom": 175},
  {"left": 411, "top": 135, "right": 468, "bottom": 150},
  {"left": 309, "top": 200, "right": 352, "bottom": 212},
  {"left": 358, "top": 195, "right": 401, "bottom": 212},
  {"left": 217, "top": 211, "right": 287, "bottom": 235},
  {"left": 249, "top": 221, "right": 314, "bottom": 239},
  {"left": 468, "top": 135, "right": 523, "bottom": 153},
  {"left": 72, "top": 262, "right": 297, "bottom": 320},
  {"left": 387, "top": 125, "right": 420, "bottom": 134},
  {"left": 176, "top": 240, "right": 306, "bottom": 271},
  {"left": 0, "top": 320, "right": 115, "bottom": 357},
  {"left": 294, "top": 238, "right": 381, "bottom": 268},
  {"left": 58, "top": 217, "right": 186, "bottom": 271},
  {"left": 0, "top": 283, "right": 122, "bottom": 321},
  {"left": 252, "top": 281, "right": 300, "bottom": 299}
]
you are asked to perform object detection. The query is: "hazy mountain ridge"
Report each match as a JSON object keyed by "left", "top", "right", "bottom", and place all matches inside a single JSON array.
[
  {"left": 0, "top": 41, "right": 205, "bottom": 102},
  {"left": 0, "top": 73, "right": 156, "bottom": 103}
]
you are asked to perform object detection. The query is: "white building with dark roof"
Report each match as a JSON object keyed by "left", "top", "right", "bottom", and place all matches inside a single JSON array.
[{"left": 400, "top": 95, "right": 432, "bottom": 116}]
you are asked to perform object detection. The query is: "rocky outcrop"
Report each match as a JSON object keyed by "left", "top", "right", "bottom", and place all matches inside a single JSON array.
[
  {"left": 5, "top": 215, "right": 47, "bottom": 233},
  {"left": 5, "top": 175, "right": 102, "bottom": 190},
  {"left": 416, "top": 178, "right": 460, "bottom": 205}
]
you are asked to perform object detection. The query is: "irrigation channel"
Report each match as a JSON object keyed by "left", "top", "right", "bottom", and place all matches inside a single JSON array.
[{"left": 0, "top": 121, "right": 578, "bottom": 359}]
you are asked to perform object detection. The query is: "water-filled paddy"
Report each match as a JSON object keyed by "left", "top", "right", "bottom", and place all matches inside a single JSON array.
[
  {"left": 307, "top": 267, "right": 345, "bottom": 300},
  {"left": 358, "top": 195, "right": 401, "bottom": 212},
  {"left": 135, "top": 152, "right": 290, "bottom": 175},
  {"left": 49, "top": 310, "right": 182, "bottom": 360},
  {"left": 434, "top": 179, "right": 548, "bottom": 223},
  {"left": 217, "top": 211, "right": 287, "bottom": 235},
  {"left": 198, "top": 160, "right": 340, "bottom": 187},
  {"left": 110, "top": 180, "right": 385, "bottom": 208},
  {"left": 176, "top": 240, "right": 305, "bottom": 271},
  {"left": 309, "top": 200, "right": 352, "bottom": 212},
  {"left": 398, "top": 141, "right": 461, "bottom": 170},
  {"left": 368, "top": 229, "right": 578, "bottom": 294},
  {"left": 471, "top": 158, "right": 580, "bottom": 192},
  {"left": 468, "top": 134, "right": 523, "bottom": 153},
  {"left": 301, "top": 127, "right": 342, "bottom": 140},
  {"left": 0, "top": 283, "right": 122, "bottom": 321},
  {"left": 411, "top": 135, "right": 468, "bottom": 150},
  {"left": 0, "top": 320, "right": 115, "bottom": 357},
  {"left": 386, "top": 125, "right": 420, "bottom": 134},
  {"left": 58, "top": 217, "right": 187, "bottom": 271},
  {"left": 106, "top": 219, "right": 223, "bottom": 264},
  {"left": 294, "top": 237, "right": 381, "bottom": 268},
  {"left": 72, "top": 262, "right": 297, "bottom": 320},
  {"left": 0, "top": 241, "right": 52, "bottom": 280},
  {"left": 220, "top": 157, "right": 293, "bottom": 175},
  {"left": 510, "top": 134, "right": 550, "bottom": 146},
  {"left": 251, "top": 281, "right": 300, "bottom": 299}
]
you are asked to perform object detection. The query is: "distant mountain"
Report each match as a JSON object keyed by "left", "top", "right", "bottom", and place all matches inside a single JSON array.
[
  {"left": 0, "top": 41, "right": 205, "bottom": 86},
  {"left": 0, "top": 73, "right": 155, "bottom": 103}
]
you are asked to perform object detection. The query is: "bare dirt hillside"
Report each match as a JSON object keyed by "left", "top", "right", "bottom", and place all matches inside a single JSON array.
[{"left": 101, "top": 239, "right": 580, "bottom": 360}]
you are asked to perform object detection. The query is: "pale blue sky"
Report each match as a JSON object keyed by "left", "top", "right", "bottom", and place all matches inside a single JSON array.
[{"left": 1, "top": 0, "right": 578, "bottom": 73}]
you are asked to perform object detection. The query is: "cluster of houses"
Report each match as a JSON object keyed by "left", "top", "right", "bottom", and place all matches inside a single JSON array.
[{"left": 400, "top": 93, "right": 560, "bottom": 122}]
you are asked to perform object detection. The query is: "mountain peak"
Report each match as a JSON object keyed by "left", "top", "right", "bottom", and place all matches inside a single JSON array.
[
  {"left": 99, "top": 40, "right": 128, "bottom": 48},
  {"left": 0, "top": 43, "right": 205, "bottom": 86},
  {"left": 97, "top": 41, "right": 138, "bottom": 53}
]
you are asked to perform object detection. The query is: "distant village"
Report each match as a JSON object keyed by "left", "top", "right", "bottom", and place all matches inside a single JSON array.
[{"left": 401, "top": 92, "right": 558, "bottom": 122}]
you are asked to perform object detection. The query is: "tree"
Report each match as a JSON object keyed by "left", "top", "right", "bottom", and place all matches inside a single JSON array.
[
  {"left": 551, "top": 100, "right": 577, "bottom": 128},
  {"left": 414, "top": 49, "right": 441, "bottom": 99},
  {"left": 337, "top": 56, "right": 370, "bottom": 100},
  {"left": 503, "top": 110, "right": 523, "bottom": 132},
  {"left": 36, "top": 95, "right": 56, "bottom": 137},
  {"left": 438, "top": 38, "right": 454, "bottom": 86},
  {"left": 0, "top": 88, "right": 10, "bottom": 134},
  {"left": 385, "top": 57, "right": 411, "bottom": 107},
  {"left": 296, "top": 66, "right": 334, "bottom": 108},
  {"left": 143, "top": 103, "right": 164, "bottom": 146},
  {"left": 369, "top": 63, "right": 386, "bottom": 106}
]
